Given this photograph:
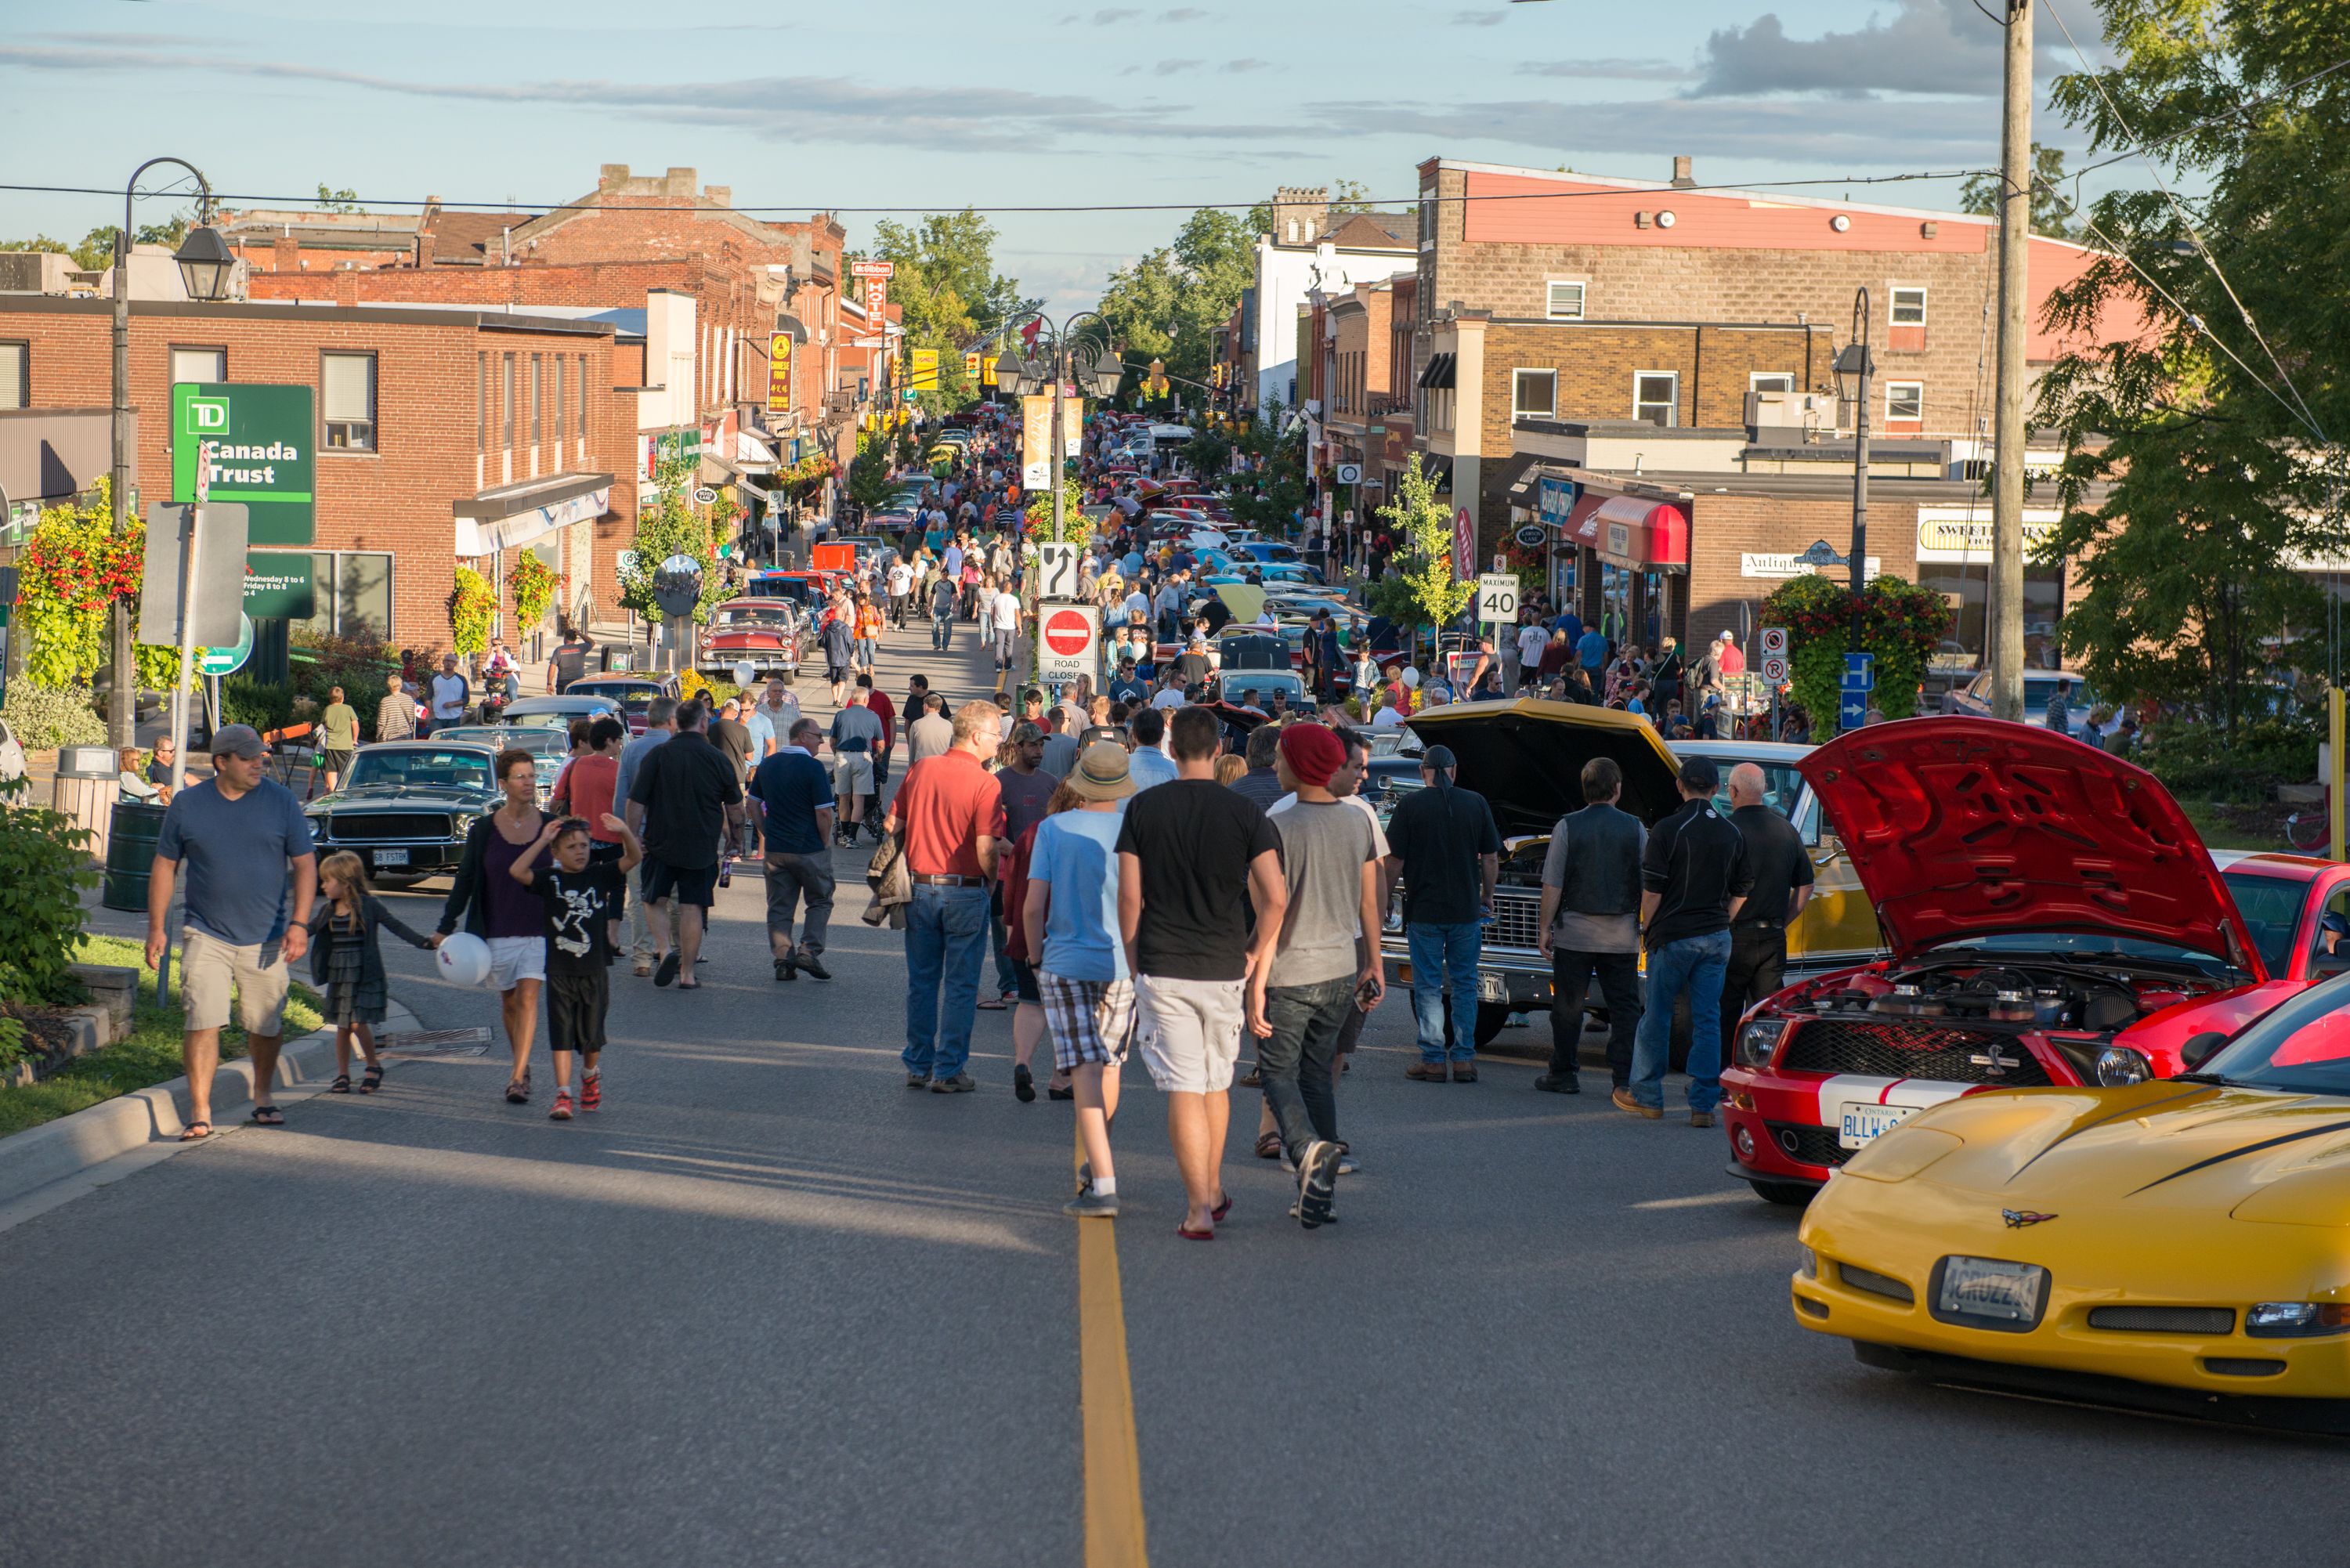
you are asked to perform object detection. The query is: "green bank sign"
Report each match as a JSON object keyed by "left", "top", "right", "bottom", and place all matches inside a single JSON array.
[{"left": 170, "top": 382, "right": 315, "bottom": 546}]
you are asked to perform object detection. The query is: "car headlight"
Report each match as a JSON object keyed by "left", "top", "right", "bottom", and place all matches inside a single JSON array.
[
  {"left": 1736, "top": 1019, "right": 1784, "bottom": 1068},
  {"left": 2094, "top": 1046, "right": 2153, "bottom": 1086},
  {"left": 1798, "top": 1245, "right": 1818, "bottom": 1281},
  {"left": 2246, "top": 1302, "right": 2350, "bottom": 1338}
]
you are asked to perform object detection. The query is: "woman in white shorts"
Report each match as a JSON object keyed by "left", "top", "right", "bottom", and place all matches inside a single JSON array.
[{"left": 435, "top": 749, "right": 555, "bottom": 1104}]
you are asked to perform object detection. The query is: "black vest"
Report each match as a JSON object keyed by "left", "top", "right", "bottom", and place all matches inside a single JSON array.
[{"left": 1551, "top": 802, "right": 1643, "bottom": 916}]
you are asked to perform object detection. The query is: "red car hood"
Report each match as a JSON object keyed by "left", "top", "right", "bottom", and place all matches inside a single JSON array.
[{"left": 1800, "top": 718, "right": 2264, "bottom": 977}]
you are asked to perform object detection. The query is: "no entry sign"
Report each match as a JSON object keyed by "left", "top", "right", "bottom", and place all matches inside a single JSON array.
[{"left": 1038, "top": 603, "right": 1101, "bottom": 682}]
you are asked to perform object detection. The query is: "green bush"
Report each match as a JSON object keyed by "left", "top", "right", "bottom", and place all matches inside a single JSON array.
[
  {"left": 0, "top": 685, "right": 105, "bottom": 751},
  {"left": 2141, "top": 716, "right": 2320, "bottom": 804},
  {"left": 0, "top": 775, "right": 95, "bottom": 1006},
  {"left": 219, "top": 674, "right": 295, "bottom": 735}
]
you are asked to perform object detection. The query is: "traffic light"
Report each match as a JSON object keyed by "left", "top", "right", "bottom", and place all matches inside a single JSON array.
[{"left": 1148, "top": 358, "right": 1169, "bottom": 398}]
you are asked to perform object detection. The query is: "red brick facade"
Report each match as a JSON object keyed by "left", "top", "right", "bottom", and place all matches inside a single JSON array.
[{"left": 0, "top": 296, "right": 633, "bottom": 649}]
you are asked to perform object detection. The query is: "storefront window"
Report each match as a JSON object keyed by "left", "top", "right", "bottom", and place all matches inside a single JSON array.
[
  {"left": 297, "top": 551, "right": 394, "bottom": 641},
  {"left": 1913, "top": 561, "right": 2066, "bottom": 670}
]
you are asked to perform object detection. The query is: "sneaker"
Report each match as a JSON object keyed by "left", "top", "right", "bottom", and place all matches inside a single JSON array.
[
  {"left": 1064, "top": 1189, "right": 1119, "bottom": 1218},
  {"left": 931, "top": 1073, "right": 976, "bottom": 1093},
  {"left": 580, "top": 1074, "right": 602, "bottom": 1112},
  {"left": 1014, "top": 1063, "right": 1036, "bottom": 1103},
  {"left": 1532, "top": 1072, "right": 1582, "bottom": 1095},
  {"left": 1612, "top": 1086, "right": 1661, "bottom": 1120},
  {"left": 1297, "top": 1140, "right": 1341, "bottom": 1229},
  {"left": 906, "top": 1072, "right": 931, "bottom": 1089},
  {"left": 775, "top": 955, "right": 798, "bottom": 982},
  {"left": 796, "top": 952, "right": 831, "bottom": 981},
  {"left": 549, "top": 1091, "right": 574, "bottom": 1121}
]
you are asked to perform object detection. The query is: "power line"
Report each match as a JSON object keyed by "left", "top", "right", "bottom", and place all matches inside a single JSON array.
[
  {"left": 0, "top": 168, "right": 1990, "bottom": 219},
  {"left": 2065, "top": 50, "right": 2350, "bottom": 182}
]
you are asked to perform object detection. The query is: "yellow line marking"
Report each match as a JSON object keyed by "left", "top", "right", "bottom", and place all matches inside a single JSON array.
[{"left": 1077, "top": 1130, "right": 1149, "bottom": 1567}]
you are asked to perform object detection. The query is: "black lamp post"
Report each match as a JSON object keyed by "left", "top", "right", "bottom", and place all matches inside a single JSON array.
[
  {"left": 1832, "top": 287, "right": 1875, "bottom": 690},
  {"left": 996, "top": 313, "right": 1123, "bottom": 684},
  {"left": 111, "top": 157, "right": 233, "bottom": 746}
]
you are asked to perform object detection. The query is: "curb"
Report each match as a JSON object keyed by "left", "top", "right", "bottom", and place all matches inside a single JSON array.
[{"left": 0, "top": 998, "right": 423, "bottom": 1227}]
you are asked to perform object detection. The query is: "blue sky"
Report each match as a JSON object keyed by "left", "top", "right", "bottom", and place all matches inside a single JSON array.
[{"left": 1, "top": 0, "right": 2113, "bottom": 315}]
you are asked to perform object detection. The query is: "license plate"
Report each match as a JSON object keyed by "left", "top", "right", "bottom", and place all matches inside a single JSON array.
[
  {"left": 1938, "top": 1255, "right": 2048, "bottom": 1324},
  {"left": 374, "top": 849, "right": 410, "bottom": 867},
  {"left": 1838, "top": 1100, "right": 1916, "bottom": 1150},
  {"left": 1477, "top": 971, "right": 1510, "bottom": 1003}
]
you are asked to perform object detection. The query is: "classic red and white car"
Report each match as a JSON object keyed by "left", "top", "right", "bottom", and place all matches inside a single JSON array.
[
  {"left": 1721, "top": 718, "right": 2350, "bottom": 1205},
  {"left": 698, "top": 597, "right": 805, "bottom": 683}
]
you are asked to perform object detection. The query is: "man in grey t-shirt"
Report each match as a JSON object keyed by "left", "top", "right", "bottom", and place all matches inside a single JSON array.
[
  {"left": 1248, "top": 723, "right": 1382, "bottom": 1230},
  {"left": 906, "top": 692, "right": 955, "bottom": 764},
  {"left": 1535, "top": 755, "right": 1647, "bottom": 1095}
]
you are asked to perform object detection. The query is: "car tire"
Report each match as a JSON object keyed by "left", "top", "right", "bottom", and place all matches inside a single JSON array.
[{"left": 1748, "top": 1180, "right": 1814, "bottom": 1207}]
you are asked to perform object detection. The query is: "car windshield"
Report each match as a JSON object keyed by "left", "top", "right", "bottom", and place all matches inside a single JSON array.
[
  {"left": 2200, "top": 973, "right": 2350, "bottom": 1093},
  {"left": 716, "top": 606, "right": 793, "bottom": 630},
  {"left": 577, "top": 685, "right": 657, "bottom": 714},
  {"left": 2222, "top": 869, "right": 2306, "bottom": 978},
  {"left": 1677, "top": 753, "right": 1806, "bottom": 823},
  {"left": 345, "top": 749, "right": 491, "bottom": 792},
  {"left": 1928, "top": 931, "right": 2237, "bottom": 976}
]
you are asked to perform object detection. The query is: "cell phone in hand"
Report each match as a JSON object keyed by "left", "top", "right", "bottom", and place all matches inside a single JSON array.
[{"left": 1354, "top": 974, "right": 1382, "bottom": 1013}]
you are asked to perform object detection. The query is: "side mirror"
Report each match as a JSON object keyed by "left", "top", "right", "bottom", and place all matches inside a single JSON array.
[
  {"left": 2179, "top": 1031, "right": 2228, "bottom": 1069},
  {"left": 2314, "top": 952, "right": 2350, "bottom": 980}
]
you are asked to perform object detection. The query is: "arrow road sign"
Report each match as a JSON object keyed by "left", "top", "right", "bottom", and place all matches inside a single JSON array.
[{"left": 1840, "top": 692, "right": 1870, "bottom": 728}]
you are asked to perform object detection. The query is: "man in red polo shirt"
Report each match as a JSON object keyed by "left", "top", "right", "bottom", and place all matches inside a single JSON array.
[{"left": 881, "top": 700, "right": 1007, "bottom": 1093}]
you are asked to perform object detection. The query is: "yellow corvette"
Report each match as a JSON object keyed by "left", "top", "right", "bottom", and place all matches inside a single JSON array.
[{"left": 1795, "top": 975, "right": 2350, "bottom": 1433}]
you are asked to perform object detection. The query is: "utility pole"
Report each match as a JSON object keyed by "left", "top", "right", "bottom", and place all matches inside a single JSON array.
[{"left": 1989, "top": 0, "right": 2034, "bottom": 722}]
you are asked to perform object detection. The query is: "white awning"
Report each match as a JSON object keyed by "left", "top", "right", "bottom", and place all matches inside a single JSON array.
[
  {"left": 736, "top": 429, "right": 777, "bottom": 469},
  {"left": 453, "top": 475, "right": 612, "bottom": 558}
]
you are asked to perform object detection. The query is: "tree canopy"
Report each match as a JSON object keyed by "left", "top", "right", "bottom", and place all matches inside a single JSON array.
[
  {"left": 867, "top": 210, "right": 1030, "bottom": 414},
  {"left": 1094, "top": 203, "right": 1267, "bottom": 398},
  {"left": 1959, "top": 143, "right": 2078, "bottom": 239}
]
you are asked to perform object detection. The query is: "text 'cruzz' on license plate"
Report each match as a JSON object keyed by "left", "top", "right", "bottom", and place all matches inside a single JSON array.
[
  {"left": 1838, "top": 1101, "right": 1915, "bottom": 1150},
  {"left": 1937, "top": 1255, "right": 2048, "bottom": 1324}
]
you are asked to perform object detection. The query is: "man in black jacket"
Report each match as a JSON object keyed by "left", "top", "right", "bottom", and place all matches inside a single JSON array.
[
  {"left": 1719, "top": 761, "right": 1814, "bottom": 1068},
  {"left": 627, "top": 699, "right": 743, "bottom": 989},
  {"left": 1535, "top": 757, "right": 1646, "bottom": 1094},
  {"left": 1622, "top": 756, "right": 1752, "bottom": 1126}
]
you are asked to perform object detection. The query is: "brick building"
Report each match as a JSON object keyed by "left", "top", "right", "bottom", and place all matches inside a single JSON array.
[
  {"left": 1323, "top": 279, "right": 1394, "bottom": 503},
  {"left": 0, "top": 294, "right": 634, "bottom": 654},
  {"left": 1408, "top": 155, "right": 2133, "bottom": 551},
  {"left": 242, "top": 165, "right": 855, "bottom": 500}
]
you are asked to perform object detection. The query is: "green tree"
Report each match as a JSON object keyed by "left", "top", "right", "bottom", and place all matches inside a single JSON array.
[
  {"left": 315, "top": 184, "right": 360, "bottom": 213},
  {"left": 872, "top": 211, "right": 1029, "bottom": 415},
  {"left": 2032, "top": 0, "right": 2350, "bottom": 738},
  {"left": 846, "top": 448, "right": 897, "bottom": 512},
  {"left": 1221, "top": 397, "right": 1307, "bottom": 538},
  {"left": 1372, "top": 454, "right": 1473, "bottom": 634},
  {"left": 1094, "top": 202, "right": 1268, "bottom": 397},
  {"left": 617, "top": 436, "right": 722, "bottom": 626},
  {"left": 1960, "top": 143, "right": 2077, "bottom": 239}
]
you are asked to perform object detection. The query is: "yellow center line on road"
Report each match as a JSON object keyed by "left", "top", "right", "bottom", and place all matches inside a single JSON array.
[{"left": 1076, "top": 1131, "right": 1150, "bottom": 1567}]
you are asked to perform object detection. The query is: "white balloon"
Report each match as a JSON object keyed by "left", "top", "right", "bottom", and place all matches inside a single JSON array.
[
  {"left": 1401, "top": 667, "right": 1422, "bottom": 689},
  {"left": 733, "top": 662, "right": 756, "bottom": 688},
  {"left": 436, "top": 932, "right": 493, "bottom": 988}
]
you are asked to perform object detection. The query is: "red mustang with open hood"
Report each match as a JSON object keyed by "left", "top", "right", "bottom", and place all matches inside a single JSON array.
[{"left": 1720, "top": 719, "right": 2350, "bottom": 1205}]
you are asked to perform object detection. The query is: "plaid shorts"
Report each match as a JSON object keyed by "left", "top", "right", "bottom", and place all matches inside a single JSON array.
[{"left": 1039, "top": 972, "right": 1135, "bottom": 1074}]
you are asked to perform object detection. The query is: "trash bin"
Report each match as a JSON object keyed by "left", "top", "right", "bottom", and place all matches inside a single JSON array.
[
  {"left": 55, "top": 745, "right": 121, "bottom": 864},
  {"left": 101, "top": 799, "right": 168, "bottom": 912}
]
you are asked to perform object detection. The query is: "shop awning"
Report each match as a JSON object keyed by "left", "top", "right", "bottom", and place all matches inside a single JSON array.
[
  {"left": 1416, "top": 352, "right": 1455, "bottom": 389},
  {"left": 1589, "top": 494, "right": 1690, "bottom": 573},
  {"left": 452, "top": 471, "right": 613, "bottom": 558},
  {"left": 1498, "top": 454, "right": 1542, "bottom": 499},
  {"left": 735, "top": 429, "right": 778, "bottom": 471},
  {"left": 1564, "top": 493, "right": 1608, "bottom": 547}
]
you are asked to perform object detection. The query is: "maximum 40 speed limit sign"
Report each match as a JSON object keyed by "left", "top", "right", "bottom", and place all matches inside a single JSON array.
[{"left": 1476, "top": 573, "right": 1520, "bottom": 625}]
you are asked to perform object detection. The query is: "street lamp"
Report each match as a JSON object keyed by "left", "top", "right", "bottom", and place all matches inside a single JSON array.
[
  {"left": 110, "top": 157, "right": 232, "bottom": 747},
  {"left": 1832, "top": 287, "right": 1875, "bottom": 704}
]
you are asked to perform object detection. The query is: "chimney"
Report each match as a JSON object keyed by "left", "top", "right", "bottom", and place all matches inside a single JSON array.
[
  {"left": 703, "top": 185, "right": 731, "bottom": 208},
  {"left": 1671, "top": 155, "right": 1694, "bottom": 189},
  {"left": 272, "top": 234, "right": 299, "bottom": 273},
  {"left": 663, "top": 167, "right": 697, "bottom": 197},
  {"left": 598, "top": 164, "right": 630, "bottom": 190}
]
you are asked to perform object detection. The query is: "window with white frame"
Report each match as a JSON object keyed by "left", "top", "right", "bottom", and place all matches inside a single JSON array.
[
  {"left": 321, "top": 351, "right": 376, "bottom": 451},
  {"left": 170, "top": 346, "right": 225, "bottom": 385},
  {"left": 1885, "top": 381, "right": 1925, "bottom": 423},
  {"left": 1749, "top": 371, "right": 1795, "bottom": 393},
  {"left": 1513, "top": 369, "right": 1556, "bottom": 420},
  {"left": 1890, "top": 287, "right": 1928, "bottom": 326},
  {"left": 1634, "top": 371, "right": 1679, "bottom": 427},
  {"left": 0, "top": 342, "right": 29, "bottom": 409},
  {"left": 297, "top": 550, "right": 395, "bottom": 640},
  {"left": 1546, "top": 281, "right": 1585, "bottom": 320},
  {"left": 1419, "top": 191, "right": 1436, "bottom": 251},
  {"left": 1427, "top": 385, "right": 1455, "bottom": 433}
]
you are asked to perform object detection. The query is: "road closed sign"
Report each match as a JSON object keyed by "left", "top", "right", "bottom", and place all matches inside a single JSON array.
[{"left": 1038, "top": 603, "right": 1101, "bottom": 683}]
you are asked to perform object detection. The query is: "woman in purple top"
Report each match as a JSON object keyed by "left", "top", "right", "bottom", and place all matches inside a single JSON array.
[{"left": 436, "top": 750, "right": 553, "bottom": 1103}]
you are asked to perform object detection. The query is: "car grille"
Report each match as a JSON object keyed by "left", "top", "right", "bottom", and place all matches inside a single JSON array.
[
  {"left": 2086, "top": 1306, "right": 2234, "bottom": 1335},
  {"left": 1488, "top": 891, "right": 1545, "bottom": 949},
  {"left": 1781, "top": 1017, "right": 2055, "bottom": 1086},
  {"left": 1766, "top": 1120, "right": 1849, "bottom": 1169},
  {"left": 1837, "top": 1263, "right": 1916, "bottom": 1305},
  {"left": 325, "top": 812, "right": 453, "bottom": 842}
]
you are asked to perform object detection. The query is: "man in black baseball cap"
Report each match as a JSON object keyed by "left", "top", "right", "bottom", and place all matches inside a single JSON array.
[{"left": 1621, "top": 753, "right": 1753, "bottom": 1127}]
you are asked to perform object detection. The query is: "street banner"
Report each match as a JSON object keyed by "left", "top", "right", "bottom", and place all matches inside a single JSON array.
[
  {"left": 767, "top": 336, "right": 791, "bottom": 417},
  {"left": 909, "top": 348, "right": 938, "bottom": 392},
  {"left": 1022, "top": 395, "right": 1053, "bottom": 489},
  {"left": 170, "top": 383, "right": 314, "bottom": 546},
  {"left": 1453, "top": 506, "right": 1475, "bottom": 580}
]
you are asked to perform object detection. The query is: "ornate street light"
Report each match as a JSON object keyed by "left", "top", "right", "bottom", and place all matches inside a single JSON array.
[{"left": 1832, "top": 287, "right": 1875, "bottom": 708}]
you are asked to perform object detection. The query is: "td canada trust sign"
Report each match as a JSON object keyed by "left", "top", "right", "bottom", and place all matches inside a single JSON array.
[{"left": 170, "top": 382, "right": 315, "bottom": 547}]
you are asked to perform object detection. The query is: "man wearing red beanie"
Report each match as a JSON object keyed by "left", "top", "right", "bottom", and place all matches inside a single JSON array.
[{"left": 1247, "top": 723, "right": 1384, "bottom": 1228}]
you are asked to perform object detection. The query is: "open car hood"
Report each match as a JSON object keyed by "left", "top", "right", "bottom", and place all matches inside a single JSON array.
[
  {"left": 1403, "top": 699, "right": 1683, "bottom": 836},
  {"left": 1799, "top": 718, "right": 2262, "bottom": 975}
]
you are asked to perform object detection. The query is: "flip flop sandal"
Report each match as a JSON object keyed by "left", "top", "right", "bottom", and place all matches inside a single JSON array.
[
  {"left": 329, "top": 1075, "right": 352, "bottom": 1094},
  {"left": 1176, "top": 1223, "right": 1215, "bottom": 1241},
  {"left": 360, "top": 1064, "right": 385, "bottom": 1093},
  {"left": 250, "top": 1105, "right": 284, "bottom": 1126},
  {"left": 505, "top": 1075, "right": 531, "bottom": 1104},
  {"left": 1211, "top": 1191, "right": 1233, "bottom": 1223},
  {"left": 1254, "top": 1131, "right": 1283, "bottom": 1161},
  {"left": 179, "top": 1121, "right": 213, "bottom": 1142}
]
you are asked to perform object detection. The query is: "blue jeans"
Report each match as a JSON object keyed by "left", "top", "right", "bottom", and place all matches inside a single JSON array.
[
  {"left": 1406, "top": 920, "right": 1483, "bottom": 1063},
  {"left": 902, "top": 884, "right": 989, "bottom": 1082},
  {"left": 932, "top": 614, "right": 954, "bottom": 651},
  {"left": 1631, "top": 929, "right": 1734, "bottom": 1113}
]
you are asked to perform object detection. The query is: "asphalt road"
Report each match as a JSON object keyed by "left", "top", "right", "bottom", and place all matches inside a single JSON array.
[{"left": 8, "top": 616, "right": 2350, "bottom": 1568}]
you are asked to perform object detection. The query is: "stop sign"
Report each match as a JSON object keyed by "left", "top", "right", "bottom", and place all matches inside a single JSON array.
[{"left": 1044, "top": 608, "right": 1091, "bottom": 656}]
